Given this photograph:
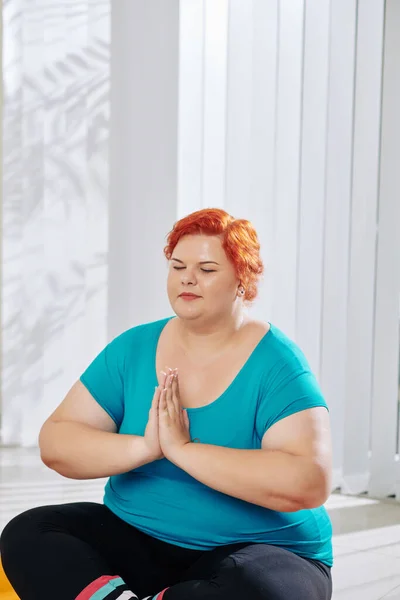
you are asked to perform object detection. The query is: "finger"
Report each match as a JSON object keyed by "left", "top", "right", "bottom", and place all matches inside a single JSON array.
[
  {"left": 153, "top": 385, "right": 161, "bottom": 404},
  {"left": 149, "top": 385, "right": 160, "bottom": 418},
  {"left": 178, "top": 406, "right": 186, "bottom": 428},
  {"left": 164, "top": 370, "right": 174, "bottom": 390},
  {"left": 165, "top": 373, "right": 173, "bottom": 393},
  {"left": 159, "top": 388, "right": 169, "bottom": 418},
  {"left": 166, "top": 375, "right": 175, "bottom": 417},
  {"left": 171, "top": 375, "right": 181, "bottom": 413},
  {"left": 172, "top": 371, "right": 180, "bottom": 395},
  {"left": 160, "top": 371, "right": 168, "bottom": 388}
]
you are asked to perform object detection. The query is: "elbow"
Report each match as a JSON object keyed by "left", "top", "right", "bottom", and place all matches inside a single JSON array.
[
  {"left": 38, "top": 424, "right": 55, "bottom": 466},
  {"left": 283, "top": 459, "right": 332, "bottom": 510},
  {"left": 38, "top": 421, "right": 86, "bottom": 480},
  {"left": 39, "top": 449, "right": 80, "bottom": 480},
  {"left": 38, "top": 426, "right": 52, "bottom": 467},
  {"left": 40, "top": 451, "right": 54, "bottom": 470},
  {"left": 301, "top": 491, "right": 329, "bottom": 510},
  {"left": 39, "top": 444, "right": 60, "bottom": 473},
  {"left": 39, "top": 450, "right": 60, "bottom": 473},
  {"left": 301, "top": 468, "right": 332, "bottom": 509},
  {"left": 38, "top": 423, "right": 64, "bottom": 474}
]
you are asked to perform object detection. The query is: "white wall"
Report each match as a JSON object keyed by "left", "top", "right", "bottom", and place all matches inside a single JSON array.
[
  {"left": 370, "top": 0, "right": 400, "bottom": 497},
  {"left": 108, "top": 1, "right": 179, "bottom": 339}
]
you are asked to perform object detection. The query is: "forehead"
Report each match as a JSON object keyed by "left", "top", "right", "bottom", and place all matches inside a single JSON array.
[{"left": 172, "top": 235, "right": 227, "bottom": 261}]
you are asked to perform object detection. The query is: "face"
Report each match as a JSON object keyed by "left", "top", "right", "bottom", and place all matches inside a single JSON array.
[{"left": 167, "top": 234, "right": 241, "bottom": 321}]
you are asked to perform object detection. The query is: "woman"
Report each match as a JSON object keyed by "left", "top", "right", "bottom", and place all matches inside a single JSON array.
[{"left": 0, "top": 208, "right": 333, "bottom": 600}]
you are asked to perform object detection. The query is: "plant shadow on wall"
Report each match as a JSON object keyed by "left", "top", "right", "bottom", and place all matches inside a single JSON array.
[{"left": 1, "top": 1, "right": 111, "bottom": 446}]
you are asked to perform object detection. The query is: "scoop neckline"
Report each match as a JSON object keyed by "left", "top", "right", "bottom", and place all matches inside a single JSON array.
[{"left": 153, "top": 316, "right": 273, "bottom": 413}]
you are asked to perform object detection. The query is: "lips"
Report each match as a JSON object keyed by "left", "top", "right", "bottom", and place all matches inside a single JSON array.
[{"left": 179, "top": 293, "right": 200, "bottom": 298}]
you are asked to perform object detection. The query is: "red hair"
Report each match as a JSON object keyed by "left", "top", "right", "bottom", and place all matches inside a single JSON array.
[{"left": 164, "top": 208, "right": 264, "bottom": 302}]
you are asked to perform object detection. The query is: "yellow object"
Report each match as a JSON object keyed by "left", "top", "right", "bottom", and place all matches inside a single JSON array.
[{"left": 0, "top": 560, "right": 18, "bottom": 599}]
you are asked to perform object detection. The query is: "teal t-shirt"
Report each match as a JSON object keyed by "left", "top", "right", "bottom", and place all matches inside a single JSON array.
[{"left": 80, "top": 317, "right": 333, "bottom": 566}]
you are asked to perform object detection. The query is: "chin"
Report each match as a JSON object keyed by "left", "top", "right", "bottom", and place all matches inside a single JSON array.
[{"left": 172, "top": 304, "right": 202, "bottom": 320}]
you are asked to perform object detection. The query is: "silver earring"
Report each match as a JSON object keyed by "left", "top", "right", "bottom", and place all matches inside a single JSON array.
[{"left": 239, "top": 288, "right": 245, "bottom": 296}]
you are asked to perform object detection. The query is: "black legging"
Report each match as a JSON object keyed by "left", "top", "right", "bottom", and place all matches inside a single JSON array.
[{"left": 0, "top": 503, "right": 332, "bottom": 600}]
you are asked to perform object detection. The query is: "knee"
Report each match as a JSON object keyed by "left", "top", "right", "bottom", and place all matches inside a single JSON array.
[
  {"left": 232, "top": 561, "right": 263, "bottom": 595},
  {"left": 209, "top": 557, "right": 262, "bottom": 598},
  {"left": 226, "top": 561, "right": 263, "bottom": 597},
  {"left": 202, "top": 561, "right": 263, "bottom": 600},
  {"left": 0, "top": 507, "right": 51, "bottom": 563},
  {"left": 218, "top": 552, "right": 274, "bottom": 599}
]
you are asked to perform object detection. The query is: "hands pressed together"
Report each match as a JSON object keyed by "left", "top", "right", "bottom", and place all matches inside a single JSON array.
[{"left": 143, "top": 369, "right": 191, "bottom": 463}]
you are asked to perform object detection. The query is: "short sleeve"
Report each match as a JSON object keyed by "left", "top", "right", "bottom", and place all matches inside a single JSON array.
[
  {"left": 255, "top": 363, "right": 328, "bottom": 440},
  {"left": 80, "top": 333, "right": 128, "bottom": 428}
]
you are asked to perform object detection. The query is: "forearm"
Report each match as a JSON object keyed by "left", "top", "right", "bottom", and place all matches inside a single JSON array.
[
  {"left": 39, "top": 421, "right": 152, "bottom": 479},
  {"left": 169, "top": 444, "right": 328, "bottom": 512}
]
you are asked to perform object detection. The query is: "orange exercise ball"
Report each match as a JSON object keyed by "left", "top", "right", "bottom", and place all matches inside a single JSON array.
[{"left": 0, "top": 559, "right": 19, "bottom": 600}]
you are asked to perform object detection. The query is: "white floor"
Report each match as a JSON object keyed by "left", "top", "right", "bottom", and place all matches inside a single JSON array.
[{"left": 2, "top": 449, "right": 400, "bottom": 599}]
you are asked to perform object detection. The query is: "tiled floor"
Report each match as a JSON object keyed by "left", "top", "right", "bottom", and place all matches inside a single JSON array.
[
  {"left": 2, "top": 448, "right": 400, "bottom": 599},
  {"left": 328, "top": 495, "right": 400, "bottom": 599}
]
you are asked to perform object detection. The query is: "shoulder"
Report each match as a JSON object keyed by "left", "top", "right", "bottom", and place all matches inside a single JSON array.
[
  {"left": 241, "top": 319, "right": 270, "bottom": 347},
  {"left": 256, "top": 321, "right": 310, "bottom": 370},
  {"left": 108, "top": 316, "right": 173, "bottom": 353},
  {"left": 253, "top": 324, "right": 328, "bottom": 430},
  {"left": 249, "top": 321, "right": 315, "bottom": 394}
]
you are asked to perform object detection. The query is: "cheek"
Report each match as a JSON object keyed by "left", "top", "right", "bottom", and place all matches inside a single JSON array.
[
  {"left": 167, "top": 273, "right": 176, "bottom": 285},
  {"left": 166, "top": 273, "right": 175, "bottom": 294},
  {"left": 203, "top": 277, "right": 230, "bottom": 295}
]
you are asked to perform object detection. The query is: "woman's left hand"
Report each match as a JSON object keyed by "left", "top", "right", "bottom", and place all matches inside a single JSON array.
[{"left": 158, "top": 371, "right": 191, "bottom": 461}]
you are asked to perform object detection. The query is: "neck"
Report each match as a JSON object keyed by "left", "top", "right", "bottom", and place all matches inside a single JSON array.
[{"left": 176, "top": 309, "right": 247, "bottom": 355}]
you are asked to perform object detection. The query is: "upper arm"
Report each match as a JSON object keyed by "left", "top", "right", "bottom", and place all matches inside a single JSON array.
[
  {"left": 261, "top": 407, "right": 332, "bottom": 506},
  {"left": 78, "top": 331, "right": 131, "bottom": 427},
  {"left": 42, "top": 380, "right": 118, "bottom": 433},
  {"left": 42, "top": 329, "right": 131, "bottom": 437},
  {"left": 256, "top": 355, "right": 332, "bottom": 502},
  {"left": 261, "top": 406, "right": 332, "bottom": 471}
]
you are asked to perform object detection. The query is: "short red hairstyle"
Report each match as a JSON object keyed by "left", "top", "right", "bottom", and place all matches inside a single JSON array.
[{"left": 164, "top": 208, "right": 264, "bottom": 302}]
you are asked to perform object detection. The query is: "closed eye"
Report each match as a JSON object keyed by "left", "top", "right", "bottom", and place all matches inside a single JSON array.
[{"left": 173, "top": 267, "right": 216, "bottom": 273}]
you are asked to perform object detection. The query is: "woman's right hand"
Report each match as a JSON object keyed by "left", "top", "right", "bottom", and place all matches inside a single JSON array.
[
  {"left": 144, "top": 384, "right": 164, "bottom": 461},
  {"left": 143, "top": 370, "right": 171, "bottom": 461}
]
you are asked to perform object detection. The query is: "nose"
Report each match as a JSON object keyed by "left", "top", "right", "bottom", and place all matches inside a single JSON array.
[{"left": 181, "top": 268, "right": 197, "bottom": 286}]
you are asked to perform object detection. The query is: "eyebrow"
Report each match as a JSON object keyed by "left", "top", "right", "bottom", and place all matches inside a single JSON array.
[{"left": 171, "top": 258, "right": 220, "bottom": 265}]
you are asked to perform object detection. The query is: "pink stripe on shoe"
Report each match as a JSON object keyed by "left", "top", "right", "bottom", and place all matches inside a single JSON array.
[
  {"left": 75, "top": 575, "right": 121, "bottom": 600},
  {"left": 153, "top": 588, "right": 170, "bottom": 600}
]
